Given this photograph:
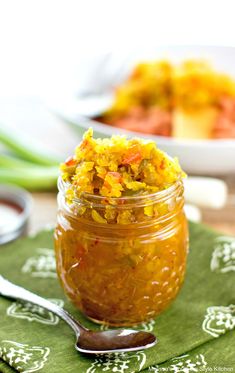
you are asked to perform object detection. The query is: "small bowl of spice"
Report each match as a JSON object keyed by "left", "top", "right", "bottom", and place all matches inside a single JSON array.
[{"left": 0, "top": 184, "right": 32, "bottom": 245}]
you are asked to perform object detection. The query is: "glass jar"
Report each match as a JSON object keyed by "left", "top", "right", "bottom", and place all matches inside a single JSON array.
[{"left": 54, "top": 178, "right": 188, "bottom": 326}]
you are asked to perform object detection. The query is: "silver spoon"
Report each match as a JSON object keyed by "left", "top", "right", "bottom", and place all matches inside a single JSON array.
[{"left": 0, "top": 275, "right": 157, "bottom": 354}]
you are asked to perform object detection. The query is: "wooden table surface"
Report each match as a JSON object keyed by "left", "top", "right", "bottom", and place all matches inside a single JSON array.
[{"left": 1, "top": 97, "right": 235, "bottom": 236}]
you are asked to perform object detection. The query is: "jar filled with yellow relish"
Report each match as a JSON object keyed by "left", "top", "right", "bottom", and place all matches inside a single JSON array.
[{"left": 54, "top": 129, "right": 188, "bottom": 326}]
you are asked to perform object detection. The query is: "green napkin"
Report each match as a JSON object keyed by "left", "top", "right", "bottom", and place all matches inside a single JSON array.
[{"left": 0, "top": 222, "right": 234, "bottom": 373}]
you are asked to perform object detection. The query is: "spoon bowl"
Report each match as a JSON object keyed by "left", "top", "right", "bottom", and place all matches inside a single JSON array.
[{"left": 75, "top": 328, "right": 157, "bottom": 354}]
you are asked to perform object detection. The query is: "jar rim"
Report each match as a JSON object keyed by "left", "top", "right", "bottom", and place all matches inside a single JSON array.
[
  {"left": 58, "top": 177, "right": 183, "bottom": 207},
  {"left": 57, "top": 177, "right": 185, "bottom": 230}
]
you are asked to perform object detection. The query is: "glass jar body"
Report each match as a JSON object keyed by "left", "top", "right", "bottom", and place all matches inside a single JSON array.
[{"left": 54, "top": 182, "right": 188, "bottom": 326}]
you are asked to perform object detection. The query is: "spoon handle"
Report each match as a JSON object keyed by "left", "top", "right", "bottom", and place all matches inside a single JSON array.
[{"left": 0, "top": 275, "right": 85, "bottom": 335}]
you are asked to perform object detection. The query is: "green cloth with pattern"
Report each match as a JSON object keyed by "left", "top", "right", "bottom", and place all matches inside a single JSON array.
[{"left": 0, "top": 222, "right": 234, "bottom": 373}]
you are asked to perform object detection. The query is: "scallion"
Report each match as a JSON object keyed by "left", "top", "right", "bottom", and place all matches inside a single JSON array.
[{"left": 0, "top": 126, "right": 60, "bottom": 166}]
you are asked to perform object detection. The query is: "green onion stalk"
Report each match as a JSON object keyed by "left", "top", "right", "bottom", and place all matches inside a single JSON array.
[
  {"left": 0, "top": 127, "right": 59, "bottom": 166},
  {"left": 0, "top": 125, "right": 61, "bottom": 191}
]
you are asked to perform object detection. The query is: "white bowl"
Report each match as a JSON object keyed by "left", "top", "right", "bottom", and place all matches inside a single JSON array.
[{"left": 50, "top": 46, "right": 235, "bottom": 175}]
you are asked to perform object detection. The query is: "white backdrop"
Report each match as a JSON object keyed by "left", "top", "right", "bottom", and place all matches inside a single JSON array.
[{"left": 0, "top": 0, "right": 235, "bottom": 97}]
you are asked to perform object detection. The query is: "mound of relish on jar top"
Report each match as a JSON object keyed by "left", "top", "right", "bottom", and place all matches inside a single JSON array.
[{"left": 55, "top": 129, "right": 188, "bottom": 326}]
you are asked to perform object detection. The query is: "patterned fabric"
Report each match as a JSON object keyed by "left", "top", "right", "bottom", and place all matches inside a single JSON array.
[{"left": 0, "top": 222, "right": 234, "bottom": 372}]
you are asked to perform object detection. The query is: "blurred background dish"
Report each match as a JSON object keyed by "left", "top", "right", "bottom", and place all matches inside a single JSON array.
[
  {"left": 48, "top": 46, "right": 235, "bottom": 175},
  {"left": 99, "top": 60, "right": 235, "bottom": 140},
  {"left": 0, "top": 184, "right": 32, "bottom": 244}
]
